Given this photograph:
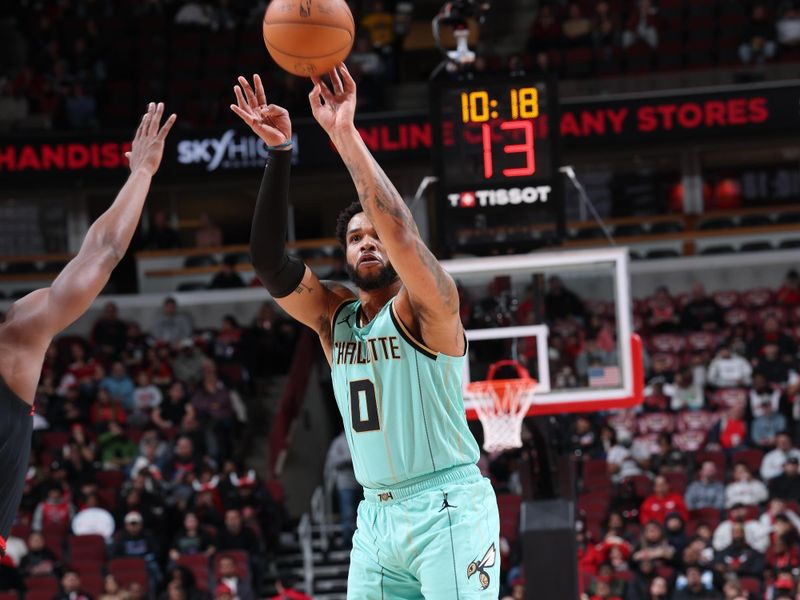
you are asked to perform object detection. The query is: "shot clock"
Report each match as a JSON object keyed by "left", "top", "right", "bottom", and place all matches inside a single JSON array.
[{"left": 430, "top": 77, "right": 564, "bottom": 256}]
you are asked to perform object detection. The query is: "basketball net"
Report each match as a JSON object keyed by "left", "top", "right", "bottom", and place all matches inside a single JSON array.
[{"left": 466, "top": 373, "right": 536, "bottom": 454}]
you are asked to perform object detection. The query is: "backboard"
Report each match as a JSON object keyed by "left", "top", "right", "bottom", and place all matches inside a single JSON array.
[{"left": 440, "top": 247, "right": 644, "bottom": 418}]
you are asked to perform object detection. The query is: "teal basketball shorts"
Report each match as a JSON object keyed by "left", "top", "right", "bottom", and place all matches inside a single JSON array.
[{"left": 347, "top": 465, "right": 501, "bottom": 599}]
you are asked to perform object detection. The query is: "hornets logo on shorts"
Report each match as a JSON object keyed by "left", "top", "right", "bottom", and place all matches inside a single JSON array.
[{"left": 466, "top": 543, "right": 496, "bottom": 590}]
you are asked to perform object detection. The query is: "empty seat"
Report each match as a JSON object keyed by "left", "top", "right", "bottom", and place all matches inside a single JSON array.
[
  {"left": 646, "top": 249, "right": 680, "bottom": 259},
  {"left": 778, "top": 239, "right": 800, "bottom": 249},
  {"left": 68, "top": 534, "right": 106, "bottom": 562},
  {"left": 712, "top": 290, "right": 740, "bottom": 309},
  {"left": 741, "top": 288, "right": 775, "bottom": 308},
  {"left": 688, "top": 508, "right": 722, "bottom": 527},
  {"left": 740, "top": 241, "right": 773, "bottom": 253},
  {"left": 700, "top": 245, "right": 735, "bottom": 255},
  {"left": 95, "top": 471, "right": 125, "bottom": 490},
  {"left": 223, "top": 252, "right": 251, "bottom": 266},
  {"left": 698, "top": 218, "right": 735, "bottom": 230},
  {"left": 694, "top": 451, "right": 726, "bottom": 475},
  {"left": 731, "top": 449, "right": 764, "bottom": 474},
  {"left": 649, "top": 221, "right": 684, "bottom": 234},
  {"left": 776, "top": 212, "right": 800, "bottom": 224},
  {"left": 740, "top": 214, "right": 773, "bottom": 227},
  {"left": 176, "top": 282, "right": 208, "bottom": 292},
  {"left": 496, "top": 493, "right": 522, "bottom": 545},
  {"left": 184, "top": 255, "right": 218, "bottom": 268},
  {"left": 176, "top": 555, "right": 210, "bottom": 592}
]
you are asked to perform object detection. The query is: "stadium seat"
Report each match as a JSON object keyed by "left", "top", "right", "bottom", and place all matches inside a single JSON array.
[
  {"left": 739, "top": 576, "right": 762, "bottom": 596},
  {"left": 68, "top": 535, "right": 106, "bottom": 562},
  {"left": 638, "top": 413, "right": 674, "bottom": 435},
  {"left": 712, "top": 290, "right": 740, "bottom": 309},
  {"left": 184, "top": 255, "right": 218, "bottom": 268},
  {"left": 95, "top": 470, "right": 125, "bottom": 490},
  {"left": 700, "top": 245, "right": 736, "bottom": 255},
  {"left": 686, "top": 331, "right": 717, "bottom": 352},
  {"left": 69, "top": 559, "right": 102, "bottom": 578},
  {"left": 740, "top": 214, "right": 773, "bottom": 227},
  {"left": 649, "top": 334, "right": 685, "bottom": 354},
  {"left": 0, "top": 592, "right": 19, "bottom": 600},
  {"left": 109, "top": 557, "right": 147, "bottom": 575},
  {"left": 676, "top": 410, "right": 715, "bottom": 433},
  {"left": 723, "top": 308, "right": 750, "bottom": 327},
  {"left": 731, "top": 449, "right": 764, "bottom": 474},
  {"left": 778, "top": 238, "right": 800, "bottom": 249},
  {"left": 694, "top": 451, "right": 726, "bottom": 475},
  {"left": 741, "top": 287, "right": 775, "bottom": 308},
  {"left": 79, "top": 573, "right": 105, "bottom": 598},
  {"left": 665, "top": 472, "right": 688, "bottom": 494},
  {"left": 673, "top": 430, "right": 707, "bottom": 452},
  {"left": 176, "top": 554, "right": 211, "bottom": 592},
  {"left": 757, "top": 306, "right": 788, "bottom": 324},
  {"left": 740, "top": 241, "right": 773, "bottom": 253},
  {"left": 629, "top": 474, "right": 654, "bottom": 497},
  {"left": 711, "top": 388, "right": 748, "bottom": 410},
  {"left": 645, "top": 249, "right": 680, "bottom": 260},
  {"left": 650, "top": 353, "right": 681, "bottom": 376},
  {"left": 496, "top": 493, "right": 522, "bottom": 545},
  {"left": 776, "top": 212, "right": 800, "bottom": 224},
  {"left": 688, "top": 508, "right": 721, "bottom": 527},
  {"left": 176, "top": 282, "right": 209, "bottom": 292},
  {"left": 650, "top": 221, "right": 684, "bottom": 234},
  {"left": 24, "top": 576, "right": 59, "bottom": 597}
]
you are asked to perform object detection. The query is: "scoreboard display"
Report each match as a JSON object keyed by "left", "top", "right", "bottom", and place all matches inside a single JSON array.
[{"left": 430, "top": 77, "right": 564, "bottom": 255}]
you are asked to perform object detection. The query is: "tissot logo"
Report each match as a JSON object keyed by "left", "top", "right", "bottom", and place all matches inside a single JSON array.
[
  {"left": 448, "top": 186, "right": 552, "bottom": 208},
  {"left": 176, "top": 131, "right": 298, "bottom": 171}
]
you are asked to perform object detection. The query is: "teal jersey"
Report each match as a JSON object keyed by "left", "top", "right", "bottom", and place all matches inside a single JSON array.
[{"left": 330, "top": 297, "right": 480, "bottom": 489}]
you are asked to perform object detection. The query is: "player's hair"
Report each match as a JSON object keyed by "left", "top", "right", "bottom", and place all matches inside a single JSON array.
[{"left": 335, "top": 200, "right": 364, "bottom": 250}]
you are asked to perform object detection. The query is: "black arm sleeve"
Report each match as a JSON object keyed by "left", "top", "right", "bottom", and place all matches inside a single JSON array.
[{"left": 249, "top": 150, "right": 305, "bottom": 298}]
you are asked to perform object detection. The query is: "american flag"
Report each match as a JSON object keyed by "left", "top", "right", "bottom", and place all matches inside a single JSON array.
[{"left": 588, "top": 366, "right": 621, "bottom": 387}]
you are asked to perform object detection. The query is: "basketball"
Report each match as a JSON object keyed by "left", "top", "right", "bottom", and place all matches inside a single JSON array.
[{"left": 262, "top": 0, "right": 355, "bottom": 77}]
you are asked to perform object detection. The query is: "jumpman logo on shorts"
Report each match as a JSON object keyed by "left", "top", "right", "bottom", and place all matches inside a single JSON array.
[{"left": 438, "top": 492, "right": 457, "bottom": 512}]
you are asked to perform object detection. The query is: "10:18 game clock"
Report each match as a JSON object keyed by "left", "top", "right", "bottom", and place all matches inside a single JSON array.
[{"left": 430, "top": 76, "right": 564, "bottom": 255}]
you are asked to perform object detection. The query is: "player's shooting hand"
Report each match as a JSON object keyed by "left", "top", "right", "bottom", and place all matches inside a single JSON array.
[
  {"left": 230, "top": 74, "right": 292, "bottom": 148},
  {"left": 309, "top": 63, "right": 357, "bottom": 138},
  {"left": 126, "top": 102, "right": 177, "bottom": 176}
]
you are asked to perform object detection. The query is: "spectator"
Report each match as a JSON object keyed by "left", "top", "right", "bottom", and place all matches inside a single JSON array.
[
  {"left": 761, "top": 432, "right": 800, "bottom": 481},
  {"left": 217, "top": 509, "right": 262, "bottom": 559},
  {"left": 750, "top": 317, "right": 797, "bottom": 363},
  {"left": 545, "top": 276, "right": 586, "bottom": 322},
  {"left": 562, "top": 3, "right": 593, "bottom": 46},
  {"left": 152, "top": 380, "right": 188, "bottom": 431},
  {"left": 268, "top": 573, "right": 311, "bottom": 600},
  {"left": 32, "top": 483, "right": 75, "bottom": 532},
  {"left": 325, "top": 431, "right": 359, "bottom": 547},
  {"left": 714, "top": 521, "right": 766, "bottom": 578},
  {"left": 706, "top": 401, "right": 748, "bottom": 454},
  {"left": 213, "top": 316, "right": 241, "bottom": 364},
  {"left": 622, "top": 0, "right": 659, "bottom": 49},
  {"left": 130, "top": 436, "right": 164, "bottom": 481},
  {"left": 673, "top": 565, "right": 720, "bottom": 600},
  {"left": 759, "top": 498, "right": 800, "bottom": 541},
  {"left": 712, "top": 504, "right": 769, "bottom": 553},
  {"left": 752, "top": 399, "right": 786, "bottom": 449},
  {"left": 195, "top": 212, "right": 223, "bottom": 248},
  {"left": 681, "top": 284, "right": 723, "bottom": 331},
  {"left": 685, "top": 461, "right": 725, "bottom": 511},
  {"left": 632, "top": 520, "right": 676, "bottom": 569},
  {"left": 112, "top": 511, "right": 161, "bottom": 588},
  {"left": 169, "top": 512, "right": 215, "bottom": 562},
  {"left": 0, "top": 79, "right": 30, "bottom": 129},
  {"left": 151, "top": 298, "right": 194, "bottom": 346},
  {"left": 98, "top": 422, "right": 138, "bottom": 471},
  {"left": 646, "top": 287, "right": 680, "bottom": 333},
  {"left": 749, "top": 372, "right": 784, "bottom": 417},
  {"left": 164, "top": 436, "right": 202, "bottom": 485},
  {"left": 143, "top": 210, "right": 180, "bottom": 250},
  {"left": 607, "top": 431, "right": 643, "bottom": 483},
  {"left": 755, "top": 343, "right": 795, "bottom": 387},
  {"left": 174, "top": 1, "right": 216, "bottom": 27},
  {"left": 91, "top": 302, "right": 128, "bottom": 357},
  {"left": 191, "top": 360, "right": 236, "bottom": 460},
  {"left": 575, "top": 337, "right": 618, "bottom": 385},
  {"left": 639, "top": 475, "right": 688, "bottom": 525},
  {"left": 63, "top": 82, "right": 97, "bottom": 129},
  {"left": 777, "top": 6, "right": 800, "bottom": 48},
  {"left": 215, "top": 555, "right": 255, "bottom": 600},
  {"left": 98, "top": 575, "right": 128, "bottom": 600},
  {"left": 528, "top": 4, "right": 561, "bottom": 53},
  {"left": 19, "top": 531, "right": 60, "bottom": 577},
  {"left": 650, "top": 432, "right": 690, "bottom": 474},
  {"left": 131, "top": 371, "right": 162, "bottom": 425},
  {"left": 777, "top": 270, "right": 800, "bottom": 306},
  {"left": 643, "top": 576, "right": 670, "bottom": 600},
  {"left": 173, "top": 340, "right": 205, "bottom": 387},
  {"left": 210, "top": 257, "right": 246, "bottom": 290},
  {"left": 90, "top": 387, "right": 127, "bottom": 429},
  {"left": 361, "top": 1, "right": 394, "bottom": 52},
  {"left": 347, "top": 36, "right": 385, "bottom": 111},
  {"left": 592, "top": 1, "right": 621, "bottom": 54},
  {"left": 54, "top": 570, "right": 93, "bottom": 600},
  {"left": 707, "top": 345, "right": 752, "bottom": 389},
  {"left": 668, "top": 369, "right": 705, "bottom": 411},
  {"left": 725, "top": 463, "right": 769, "bottom": 509},
  {"left": 769, "top": 457, "right": 800, "bottom": 502},
  {"left": 739, "top": 4, "right": 778, "bottom": 65}
]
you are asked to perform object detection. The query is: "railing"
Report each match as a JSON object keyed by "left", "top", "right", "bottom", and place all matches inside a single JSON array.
[{"left": 297, "top": 513, "right": 314, "bottom": 596}]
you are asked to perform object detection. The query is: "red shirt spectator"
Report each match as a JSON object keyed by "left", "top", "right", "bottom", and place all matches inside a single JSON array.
[
  {"left": 777, "top": 270, "right": 800, "bottom": 306},
  {"left": 639, "top": 475, "right": 688, "bottom": 524}
]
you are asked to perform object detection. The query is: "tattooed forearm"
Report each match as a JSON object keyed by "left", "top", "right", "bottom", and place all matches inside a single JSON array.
[{"left": 416, "top": 239, "right": 458, "bottom": 310}]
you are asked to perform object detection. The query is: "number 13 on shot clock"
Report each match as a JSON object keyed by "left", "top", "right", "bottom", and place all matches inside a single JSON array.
[{"left": 430, "top": 77, "right": 564, "bottom": 255}]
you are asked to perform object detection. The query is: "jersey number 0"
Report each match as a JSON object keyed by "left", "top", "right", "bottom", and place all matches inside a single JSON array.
[{"left": 350, "top": 380, "right": 380, "bottom": 432}]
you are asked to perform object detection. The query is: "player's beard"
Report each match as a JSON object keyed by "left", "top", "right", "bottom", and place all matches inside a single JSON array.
[{"left": 346, "top": 261, "right": 399, "bottom": 291}]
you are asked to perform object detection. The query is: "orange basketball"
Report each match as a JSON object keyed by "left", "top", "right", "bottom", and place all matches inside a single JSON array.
[{"left": 262, "top": 0, "right": 355, "bottom": 77}]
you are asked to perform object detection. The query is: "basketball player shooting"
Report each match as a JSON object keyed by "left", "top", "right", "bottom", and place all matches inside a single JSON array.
[
  {"left": 231, "top": 65, "right": 499, "bottom": 599},
  {"left": 0, "top": 103, "right": 175, "bottom": 555}
]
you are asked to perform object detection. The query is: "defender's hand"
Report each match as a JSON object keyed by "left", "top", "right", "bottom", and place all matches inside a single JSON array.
[
  {"left": 230, "top": 74, "right": 292, "bottom": 148},
  {"left": 309, "top": 63, "right": 357, "bottom": 138},
  {"left": 126, "top": 102, "right": 176, "bottom": 176}
]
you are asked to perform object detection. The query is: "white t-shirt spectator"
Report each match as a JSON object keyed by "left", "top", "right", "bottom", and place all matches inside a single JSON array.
[
  {"left": 725, "top": 479, "right": 769, "bottom": 508},
  {"left": 777, "top": 12, "right": 800, "bottom": 45},
  {"left": 750, "top": 388, "right": 782, "bottom": 417},
  {"left": 712, "top": 519, "right": 770, "bottom": 552},
  {"left": 707, "top": 354, "right": 752, "bottom": 388},
  {"left": 133, "top": 384, "right": 163, "bottom": 412},
  {"left": 607, "top": 444, "right": 643, "bottom": 482},
  {"left": 762, "top": 447, "right": 800, "bottom": 480}
]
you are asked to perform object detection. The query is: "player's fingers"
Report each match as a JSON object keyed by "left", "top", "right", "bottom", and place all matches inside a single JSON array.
[
  {"left": 308, "top": 83, "right": 322, "bottom": 105},
  {"left": 315, "top": 79, "right": 335, "bottom": 105},
  {"left": 233, "top": 85, "right": 249, "bottom": 112},
  {"left": 254, "top": 74, "right": 267, "bottom": 106},
  {"left": 329, "top": 67, "right": 344, "bottom": 95},
  {"left": 124, "top": 151, "right": 131, "bottom": 159},
  {"left": 339, "top": 63, "right": 356, "bottom": 92},
  {"left": 149, "top": 102, "right": 164, "bottom": 136},
  {"left": 230, "top": 103, "right": 253, "bottom": 123},
  {"left": 157, "top": 113, "right": 177, "bottom": 141},
  {"left": 238, "top": 76, "right": 258, "bottom": 109}
]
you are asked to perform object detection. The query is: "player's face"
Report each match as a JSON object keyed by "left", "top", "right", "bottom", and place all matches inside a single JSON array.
[{"left": 344, "top": 212, "right": 398, "bottom": 291}]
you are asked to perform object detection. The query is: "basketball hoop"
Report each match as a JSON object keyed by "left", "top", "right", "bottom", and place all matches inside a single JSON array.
[{"left": 465, "top": 360, "right": 537, "bottom": 453}]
